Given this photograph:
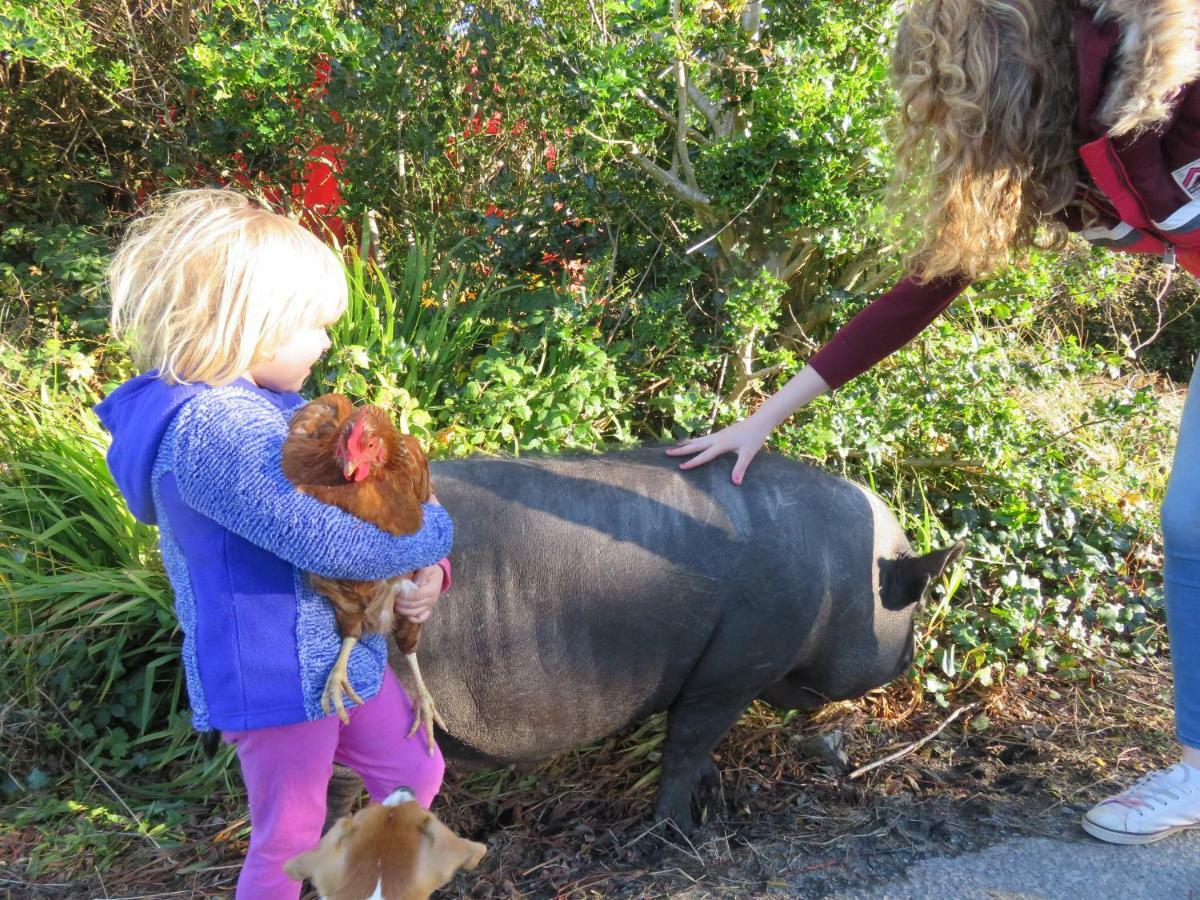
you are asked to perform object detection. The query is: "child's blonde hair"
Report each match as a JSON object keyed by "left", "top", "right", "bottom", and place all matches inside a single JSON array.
[{"left": 108, "top": 189, "right": 347, "bottom": 385}]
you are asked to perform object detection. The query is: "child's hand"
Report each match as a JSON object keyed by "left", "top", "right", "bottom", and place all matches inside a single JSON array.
[{"left": 394, "top": 564, "right": 444, "bottom": 623}]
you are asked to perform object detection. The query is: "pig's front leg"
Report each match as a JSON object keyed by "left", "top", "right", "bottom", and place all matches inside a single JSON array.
[{"left": 654, "top": 689, "right": 759, "bottom": 833}]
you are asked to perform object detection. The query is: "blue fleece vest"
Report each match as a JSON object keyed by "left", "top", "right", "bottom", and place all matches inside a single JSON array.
[{"left": 96, "top": 375, "right": 454, "bottom": 731}]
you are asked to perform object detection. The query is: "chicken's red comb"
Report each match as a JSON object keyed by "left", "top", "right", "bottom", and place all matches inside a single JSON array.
[{"left": 344, "top": 413, "right": 369, "bottom": 455}]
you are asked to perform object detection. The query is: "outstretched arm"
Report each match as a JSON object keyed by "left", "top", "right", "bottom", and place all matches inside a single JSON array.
[
  {"left": 667, "top": 365, "right": 832, "bottom": 483},
  {"left": 668, "top": 274, "right": 970, "bottom": 482},
  {"left": 171, "top": 388, "right": 453, "bottom": 580}
]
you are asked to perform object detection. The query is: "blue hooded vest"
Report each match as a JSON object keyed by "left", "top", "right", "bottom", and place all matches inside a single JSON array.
[{"left": 95, "top": 374, "right": 454, "bottom": 731}]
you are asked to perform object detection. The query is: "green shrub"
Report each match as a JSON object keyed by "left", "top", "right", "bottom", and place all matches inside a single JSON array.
[
  {"left": 311, "top": 233, "right": 503, "bottom": 435},
  {"left": 0, "top": 369, "right": 159, "bottom": 782},
  {"left": 762, "top": 286, "right": 1175, "bottom": 702},
  {"left": 442, "top": 300, "right": 630, "bottom": 454},
  {"left": 312, "top": 230, "right": 632, "bottom": 455}
]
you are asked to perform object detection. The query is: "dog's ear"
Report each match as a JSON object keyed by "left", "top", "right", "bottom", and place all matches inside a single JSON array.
[
  {"left": 418, "top": 811, "right": 435, "bottom": 835},
  {"left": 334, "top": 817, "right": 356, "bottom": 846},
  {"left": 283, "top": 849, "right": 316, "bottom": 881},
  {"left": 458, "top": 839, "right": 487, "bottom": 871}
]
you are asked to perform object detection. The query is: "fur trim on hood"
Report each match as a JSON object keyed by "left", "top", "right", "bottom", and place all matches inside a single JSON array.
[{"left": 1083, "top": 0, "right": 1200, "bottom": 136}]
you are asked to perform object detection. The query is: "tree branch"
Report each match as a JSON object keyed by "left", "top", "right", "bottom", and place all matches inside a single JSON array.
[
  {"left": 634, "top": 88, "right": 711, "bottom": 145},
  {"left": 686, "top": 82, "right": 724, "bottom": 135},
  {"left": 741, "top": 1, "right": 764, "bottom": 40},
  {"left": 848, "top": 703, "right": 979, "bottom": 780},
  {"left": 671, "top": 0, "right": 700, "bottom": 194},
  {"left": 685, "top": 161, "right": 778, "bottom": 255},
  {"left": 724, "top": 361, "right": 786, "bottom": 405},
  {"left": 629, "top": 149, "right": 713, "bottom": 208}
]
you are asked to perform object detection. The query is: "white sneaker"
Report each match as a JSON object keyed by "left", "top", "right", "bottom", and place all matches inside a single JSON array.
[{"left": 1082, "top": 763, "right": 1200, "bottom": 845}]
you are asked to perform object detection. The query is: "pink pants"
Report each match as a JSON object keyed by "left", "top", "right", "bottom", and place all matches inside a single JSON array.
[{"left": 224, "top": 668, "right": 445, "bottom": 899}]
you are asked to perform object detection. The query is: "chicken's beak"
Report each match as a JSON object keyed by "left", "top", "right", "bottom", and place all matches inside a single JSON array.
[{"left": 342, "top": 459, "right": 359, "bottom": 481}]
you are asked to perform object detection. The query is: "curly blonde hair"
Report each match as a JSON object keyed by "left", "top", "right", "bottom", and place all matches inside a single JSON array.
[
  {"left": 889, "top": 0, "right": 1079, "bottom": 281},
  {"left": 108, "top": 189, "right": 347, "bottom": 386}
]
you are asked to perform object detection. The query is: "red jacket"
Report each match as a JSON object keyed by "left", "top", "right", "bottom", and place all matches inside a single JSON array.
[{"left": 810, "top": 0, "right": 1200, "bottom": 390}]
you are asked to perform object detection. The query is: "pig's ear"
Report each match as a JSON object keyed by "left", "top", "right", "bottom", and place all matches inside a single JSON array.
[{"left": 881, "top": 541, "right": 965, "bottom": 611}]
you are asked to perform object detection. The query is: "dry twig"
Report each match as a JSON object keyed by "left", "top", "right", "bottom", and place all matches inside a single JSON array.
[{"left": 848, "top": 702, "right": 979, "bottom": 780}]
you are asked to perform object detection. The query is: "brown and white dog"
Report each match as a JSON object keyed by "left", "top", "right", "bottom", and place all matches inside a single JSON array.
[{"left": 284, "top": 788, "right": 486, "bottom": 900}]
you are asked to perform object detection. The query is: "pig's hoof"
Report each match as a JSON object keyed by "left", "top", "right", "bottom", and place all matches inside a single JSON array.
[
  {"left": 653, "top": 801, "right": 700, "bottom": 837},
  {"left": 663, "top": 813, "right": 701, "bottom": 837},
  {"left": 692, "top": 760, "right": 723, "bottom": 821}
]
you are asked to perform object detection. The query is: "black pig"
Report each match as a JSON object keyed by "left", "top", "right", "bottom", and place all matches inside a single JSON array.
[{"left": 332, "top": 449, "right": 962, "bottom": 831}]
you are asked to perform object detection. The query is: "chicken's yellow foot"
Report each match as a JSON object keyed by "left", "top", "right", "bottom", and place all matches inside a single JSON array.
[
  {"left": 321, "top": 636, "right": 364, "bottom": 725},
  {"left": 404, "top": 652, "right": 446, "bottom": 755}
]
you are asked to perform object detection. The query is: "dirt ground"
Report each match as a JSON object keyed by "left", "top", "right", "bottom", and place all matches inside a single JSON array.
[{"left": 0, "top": 655, "right": 1179, "bottom": 899}]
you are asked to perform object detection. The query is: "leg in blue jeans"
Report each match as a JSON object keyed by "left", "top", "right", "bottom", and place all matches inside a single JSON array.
[
  {"left": 1082, "top": 364, "right": 1200, "bottom": 844},
  {"left": 1163, "top": 362, "right": 1200, "bottom": 751}
]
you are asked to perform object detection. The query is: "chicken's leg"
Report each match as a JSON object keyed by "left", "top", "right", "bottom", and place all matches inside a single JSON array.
[
  {"left": 322, "top": 636, "right": 365, "bottom": 725},
  {"left": 405, "top": 651, "right": 447, "bottom": 755}
]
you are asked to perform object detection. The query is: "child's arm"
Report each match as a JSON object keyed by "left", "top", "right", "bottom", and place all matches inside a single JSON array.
[{"left": 170, "top": 388, "right": 453, "bottom": 581}]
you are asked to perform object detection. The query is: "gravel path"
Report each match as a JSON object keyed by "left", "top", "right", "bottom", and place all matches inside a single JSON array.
[{"left": 838, "top": 829, "right": 1200, "bottom": 899}]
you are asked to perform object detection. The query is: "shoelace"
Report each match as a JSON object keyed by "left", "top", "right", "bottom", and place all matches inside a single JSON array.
[{"left": 1116, "top": 767, "right": 1191, "bottom": 811}]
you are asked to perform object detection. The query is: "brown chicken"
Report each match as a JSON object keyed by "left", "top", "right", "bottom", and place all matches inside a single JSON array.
[{"left": 281, "top": 393, "right": 445, "bottom": 751}]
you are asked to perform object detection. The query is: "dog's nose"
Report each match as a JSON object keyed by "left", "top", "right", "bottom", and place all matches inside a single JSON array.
[{"left": 383, "top": 786, "right": 417, "bottom": 806}]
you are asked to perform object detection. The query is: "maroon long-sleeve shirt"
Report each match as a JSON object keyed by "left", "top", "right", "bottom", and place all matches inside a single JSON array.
[{"left": 806, "top": 275, "right": 970, "bottom": 389}]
